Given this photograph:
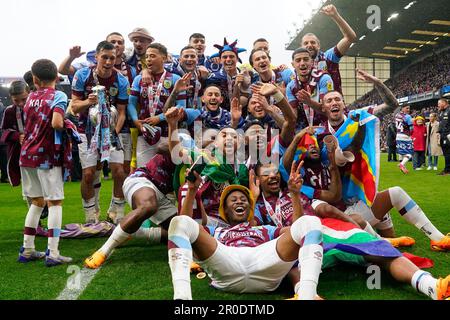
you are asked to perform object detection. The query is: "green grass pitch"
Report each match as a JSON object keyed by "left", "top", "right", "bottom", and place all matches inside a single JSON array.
[{"left": 0, "top": 154, "right": 449, "bottom": 300}]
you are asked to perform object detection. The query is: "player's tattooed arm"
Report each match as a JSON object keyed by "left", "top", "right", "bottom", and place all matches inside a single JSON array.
[{"left": 356, "top": 68, "right": 399, "bottom": 116}]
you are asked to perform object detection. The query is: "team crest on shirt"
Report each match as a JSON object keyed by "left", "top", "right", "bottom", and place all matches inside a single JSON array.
[
  {"left": 164, "top": 80, "right": 172, "bottom": 89},
  {"left": 327, "top": 81, "right": 333, "bottom": 91},
  {"left": 109, "top": 86, "right": 118, "bottom": 97}
]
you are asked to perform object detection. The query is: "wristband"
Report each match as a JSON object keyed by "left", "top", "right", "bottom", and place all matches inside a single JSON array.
[
  {"left": 159, "top": 113, "right": 166, "bottom": 122},
  {"left": 272, "top": 91, "right": 284, "bottom": 104}
]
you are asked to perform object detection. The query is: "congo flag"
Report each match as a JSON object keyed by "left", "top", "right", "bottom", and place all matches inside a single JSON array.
[{"left": 333, "top": 109, "right": 380, "bottom": 207}]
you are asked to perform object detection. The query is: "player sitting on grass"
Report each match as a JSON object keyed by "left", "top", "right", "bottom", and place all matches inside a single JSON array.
[
  {"left": 84, "top": 146, "right": 175, "bottom": 269},
  {"left": 18, "top": 59, "right": 72, "bottom": 266},
  {"left": 251, "top": 162, "right": 450, "bottom": 300},
  {"left": 168, "top": 160, "right": 324, "bottom": 300},
  {"left": 296, "top": 83, "right": 450, "bottom": 251}
]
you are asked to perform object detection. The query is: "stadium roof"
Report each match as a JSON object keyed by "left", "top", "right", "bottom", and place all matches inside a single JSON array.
[{"left": 287, "top": 0, "right": 450, "bottom": 62}]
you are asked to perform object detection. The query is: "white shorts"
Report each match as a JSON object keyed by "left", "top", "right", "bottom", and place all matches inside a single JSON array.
[
  {"left": 119, "top": 133, "right": 132, "bottom": 162},
  {"left": 122, "top": 176, "right": 177, "bottom": 225},
  {"left": 197, "top": 238, "right": 296, "bottom": 293},
  {"left": 21, "top": 167, "right": 64, "bottom": 201},
  {"left": 79, "top": 134, "right": 124, "bottom": 169},
  {"left": 344, "top": 200, "right": 394, "bottom": 230},
  {"left": 311, "top": 199, "right": 393, "bottom": 230},
  {"left": 136, "top": 136, "right": 168, "bottom": 168}
]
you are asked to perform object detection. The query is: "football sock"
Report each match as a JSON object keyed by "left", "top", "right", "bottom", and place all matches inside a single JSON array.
[
  {"left": 108, "top": 197, "right": 126, "bottom": 223},
  {"left": 364, "top": 222, "right": 382, "bottom": 239},
  {"left": 133, "top": 227, "right": 162, "bottom": 243},
  {"left": 290, "top": 216, "right": 323, "bottom": 300},
  {"left": 168, "top": 216, "right": 200, "bottom": 300},
  {"left": 23, "top": 205, "right": 44, "bottom": 250},
  {"left": 401, "top": 155, "right": 411, "bottom": 167},
  {"left": 47, "top": 206, "right": 62, "bottom": 257},
  {"left": 389, "top": 187, "right": 444, "bottom": 241},
  {"left": 83, "top": 197, "right": 97, "bottom": 223},
  {"left": 99, "top": 224, "right": 131, "bottom": 257}
]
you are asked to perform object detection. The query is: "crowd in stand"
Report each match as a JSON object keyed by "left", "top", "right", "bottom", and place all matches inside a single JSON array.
[{"left": 352, "top": 48, "right": 450, "bottom": 108}]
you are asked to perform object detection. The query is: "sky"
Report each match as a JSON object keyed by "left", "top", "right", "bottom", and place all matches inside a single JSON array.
[{"left": 0, "top": 0, "right": 323, "bottom": 77}]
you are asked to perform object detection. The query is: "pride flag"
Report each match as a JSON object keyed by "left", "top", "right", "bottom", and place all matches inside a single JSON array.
[{"left": 328, "top": 109, "right": 380, "bottom": 207}]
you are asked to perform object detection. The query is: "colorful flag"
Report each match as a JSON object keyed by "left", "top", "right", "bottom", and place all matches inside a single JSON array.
[
  {"left": 321, "top": 218, "right": 434, "bottom": 269},
  {"left": 321, "top": 218, "right": 401, "bottom": 263},
  {"left": 295, "top": 133, "right": 319, "bottom": 161}
]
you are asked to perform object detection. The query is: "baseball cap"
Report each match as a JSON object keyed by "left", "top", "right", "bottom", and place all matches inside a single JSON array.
[
  {"left": 128, "top": 27, "right": 154, "bottom": 42},
  {"left": 219, "top": 185, "right": 255, "bottom": 223}
]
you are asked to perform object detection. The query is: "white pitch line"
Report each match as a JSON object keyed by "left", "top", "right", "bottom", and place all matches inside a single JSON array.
[
  {"left": 56, "top": 267, "right": 101, "bottom": 300},
  {"left": 56, "top": 250, "right": 114, "bottom": 300}
]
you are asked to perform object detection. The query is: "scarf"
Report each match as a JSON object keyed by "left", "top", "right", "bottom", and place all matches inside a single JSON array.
[
  {"left": 89, "top": 85, "right": 111, "bottom": 162},
  {"left": 201, "top": 107, "right": 231, "bottom": 130}
]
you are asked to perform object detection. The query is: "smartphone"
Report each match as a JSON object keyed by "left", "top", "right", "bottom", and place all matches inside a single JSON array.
[{"left": 185, "top": 155, "right": 207, "bottom": 182}]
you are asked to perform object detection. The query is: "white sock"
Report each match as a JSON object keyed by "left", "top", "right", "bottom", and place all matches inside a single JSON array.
[
  {"left": 47, "top": 206, "right": 62, "bottom": 257},
  {"left": 83, "top": 197, "right": 97, "bottom": 223},
  {"left": 364, "top": 222, "right": 382, "bottom": 239},
  {"left": 133, "top": 227, "right": 162, "bottom": 243},
  {"left": 169, "top": 248, "right": 193, "bottom": 300},
  {"left": 297, "top": 244, "right": 323, "bottom": 300},
  {"left": 167, "top": 216, "right": 200, "bottom": 300},
  {"left": 290, "top": 216, "right": 323, "bottom": 300},
  {"left": 109, "top": 197, "right": 126, "bottom": 222},
  {"left": 23, "top": 205, "right": 44, "bottom": 249},
  {"left": 389, "top": 187, "right": 444, "bottom": 241},
  {"left": 94, "top": 170, "right": 102, "bottom": 212},
  {"left": 99, "top": 224, "right": 130, "bottom": 257},
  {"left": 411, "top": 270, "right": 438, "bottom": 300},
  {"left": 401, "top": 156, "right": 410, "bottom": 166}
]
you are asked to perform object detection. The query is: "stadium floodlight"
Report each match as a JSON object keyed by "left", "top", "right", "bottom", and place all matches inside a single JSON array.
[
  {"left": 434, "top": 37, "right": 439, "bottom": 40},
  {"left": 387, "top": 13, "right": 399, "bottom": 22},
  {"left": 404, "top": 1, "right": 417, "bottom": 10},
  {"left": 359, "top": 35, "right": 366, "bottom": 40}
]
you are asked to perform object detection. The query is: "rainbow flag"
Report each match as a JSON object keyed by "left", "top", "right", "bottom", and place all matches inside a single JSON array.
[{"left": 330, "top": 109, "right": 380, "bottom": 207}]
